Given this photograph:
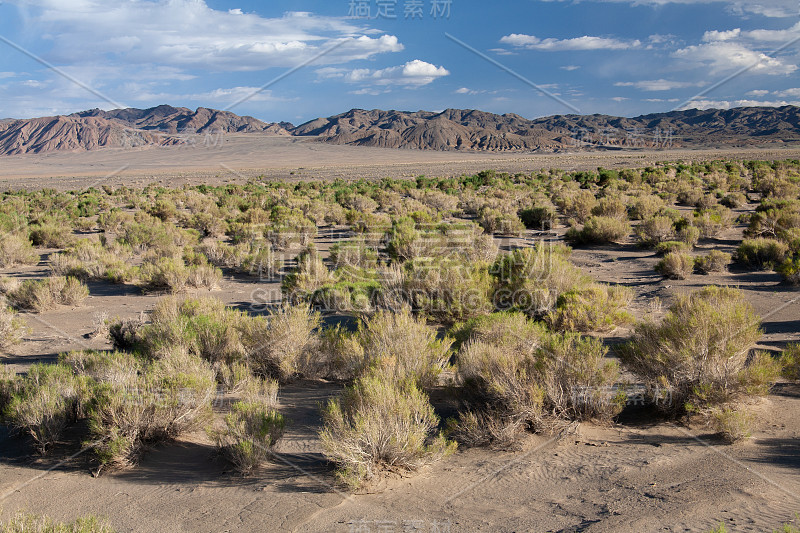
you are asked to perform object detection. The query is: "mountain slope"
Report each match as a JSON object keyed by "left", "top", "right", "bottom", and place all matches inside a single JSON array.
[{"left": 293, "top": 106, "right": 800, "bottom": 151}]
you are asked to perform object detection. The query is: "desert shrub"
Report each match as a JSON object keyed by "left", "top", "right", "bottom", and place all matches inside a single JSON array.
[
  {"left": 592, "top": 197, "right": 628, "bottom": 220},
  {"left": 619, "top": 286, "right": 772, "bottom": 414},
  {"left": 213, "top": 378, "right": 285, "bottom": 475},
  {"left": 636, "top": 215, "right": 675, "bottom": 246},
  {"left": 281, "top": 246, "right": 334, "bottom": 302},
  {"left": 245, "top": 303, "right": 321, "bottom": 382},
  {"left": 139, "top": 257, "right": 189, "bottom": 292},
  {"left": 403, "top": 258, "right": 494, "bottom": 324},
  {"left": 546, "top": 285, "right": 633, "bottom": 333},
  {"left": 736, "top": 238, "right": 790, "bottom": 269},
  {"left": 0, "top": 306, "right": 28, "bottom": 350},
  {"left": 694, "top": 207, "right": 734, "bottom": 239},
  {"left": 350, "top": 308, "right": 453, "bottom": 388},
  {"left": 711, "top": 406, "right": 755, "bottom": 443},
  {"left": 519, "top": 205, "right": 557, "bottom": 230},
  {"left": 492, "top": 244, "right": 589, "bottom": 318},
  {"left": 50, "top": 240, "right": 134, "bottom": 283},
  {"left": 187, "top": 263, "right": 222, "bottom": 290},
  {"left": 558, "top": 189, "right": 597, "bottom": 223},
  {"left": 780, "top": 344, "right": 800, "bottom": 380},
  {"left": 630, "top": 195, "right": 665, "bottom": 220},
  {"left": 538, "top": 333, "right": 625, "bottom": 422},
  {"left": 677, "top": 224, "right": 700, "bottom": 247},
  {"left": 566, "top": 216, "right": 630, "bottom": 245},
  {"left": 29, "top": 221, "right": 73, "bottom": 248},
  {"left": 312, "top": 277, "right": 382, "bottom": 315},
  {"left": 4, "top": 363, "right": 90, "bottom": 453},
  {"left": 721, "top": 191, "right": 747, "bottom": 208},
  {"left": 478, "top": 207, "right": 525, "bottom": 236},
  {"left": 694, "top": 250, "right": 732, "bottom": 274},
  {"left": 655, "top": 252, "right": 693, "bottom": 280},
  {"left": 87, "top": 349, "right": 215, "bottom": 472},
  {"left": 777, "top": 255, "right": 800, "bottom": 284},
  {"left": 7, "top": 276, "right": 89, "bottom": 312},
  {"left": 329, "top": 239, "right": 379, "bottom": 270},
  {"left": 0, "top": 511, "right": 115, "bottom": 533},
  {"left": 654, "top": 241, "right": 690, "bottom": 255},
  {"left": 0, "top": 233, "right": 39, "bottom": 267},
  {"left": 385, "top": 217, "right": 425, "bottom": 261},
  {"left": 320, "top": 375, "right": 455, "bottom": 491}
]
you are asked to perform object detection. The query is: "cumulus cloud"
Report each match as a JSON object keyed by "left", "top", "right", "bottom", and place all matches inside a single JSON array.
[
  {"left": 10, "top": 1, "right": 403, "bottom": 71},
  {"left": 540, "top": 0, "right": 800, "bottom": 18},
  {"left": 615, "top": 79, "right": 706, "bottom": 91},
  {"left": 317, "top": 60, "right": 449, "bottom": 87},
  {"left": 678, "top": 98, "right": 800, "bottom": 110},
  {"left": 500, "top": 33, "right": 640, "bottom": 51},
  {"left": 672, "top": 41, "right": 797, "bottom": 75},
  {"left": 703, "top": 29, "right": 742, "bottom": 42}
]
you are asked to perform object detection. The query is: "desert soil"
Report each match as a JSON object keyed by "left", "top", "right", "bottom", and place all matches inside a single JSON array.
[{"left": 0, "top": 145, "right": 799, "bottom": 532}]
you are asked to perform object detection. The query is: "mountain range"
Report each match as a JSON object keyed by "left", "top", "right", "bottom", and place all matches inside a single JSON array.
[{"left": 1, "top": 104, "right": 799, "bottom": 156}]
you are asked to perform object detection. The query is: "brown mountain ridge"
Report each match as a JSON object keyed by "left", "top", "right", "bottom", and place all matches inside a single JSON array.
[{"left": 1, "top": 104, "right": 799, "bottom": 156}]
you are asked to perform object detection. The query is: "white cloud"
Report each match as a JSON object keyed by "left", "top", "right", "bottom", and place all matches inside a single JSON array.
[
  {"left": 0, "top": 72, "right": 18, "bottom": 79},
  {"left": 678, "top": 98, "right": 800, "bottom": 110},
  {"left": 540, "top": 0, "right": 800, "bottom": 18},
  {"left": 611, "top": 96, "right": 629, "bottom": 101},
  {"left": 742, "top": 21, "right": 800, "bottom": 42},
  {"left": 455, "top": 87, "right": 473, "bottom": 94},
  {"left": 644, "top": 98, "right": 680, "bottom": 102},
  {"left": 500, "top": 33, "right": 640, "bottom": 51},
  {"left": 560, "top": 65, "right": 581, "bottom": 71},
  {"left": 774, "top": 87, "right": 800, "bottom": 97},
  {"left": 488, "top": 48, "right": 517, "bottom": 56},
  {"left": 703, "top": 28, "right": 741, "bottom": 42},
  {"left": 746, "top": 89, "right": 771, "bottom": 96},
  {"left": 615, "top": 79, "right": 706, "bottom": 91},
  {"left": 317, "top": 60, "right": 449, "bottom": 87},
  {"left": 672, "top": 41, "right": 797, "bottom": 75},
  {"left": 13, "top": 1, "right": 403, "bottom": 71}
]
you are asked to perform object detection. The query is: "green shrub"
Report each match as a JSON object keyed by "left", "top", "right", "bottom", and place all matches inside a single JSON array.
[
  {"left": 87, "top": 349, "right": 215, "bottom": 472},
  {"left": 777, "top": 255, "right": 800, "bottom": 284},
  {"left": 329, "top": 240, "right": 379, "bottom": 269},
  {"left": 0, "top": 233, "right": 39, "bottom": 267},
  {"left": 566, "top": 216, "right": 630, "bottom": 245},
  {"left": 50, "top": 240, "right": 133, "bottom": 282},
  {"left": 712, "top": 405, "right": 754, "bottom": 443},
  {"left": 403, "top": 258, "right": 494, "bottom": 324},
  {"left": 736, "top": 238, "right": 790, "bottom": 269},
  {"left": 780, "top": 344, "right": 800, "bottom": 380},
  {"left": 29, "top": 222, "right": 73, "bottom": 248},
  {"left": 619, "top": 286, "right": 771, "bottom": 414},
  {"left": 8, "top": 276, "right": 89, "bottom": 312},
  {"left": 139, "top": 257, "right": 189, "bottom": 292},
  {"left": 636, "top": 215, "right": 675, "bottom": 246},
  {"left": 492, "top": 244, "right": 589, "bottom": 318},
  {"left": 655, "top": 252, "right": 693, "bottom": 280},
  {"left": 245, "top": 303, "right": 321, "bottom": 382},
  {"left": 654, "top": 241, "right": 690, "bottom": 255},
  {"left": 281, "top": 246, "right": 334, "bottom": 302},
  {"left": 546, "top": 285, "right": 634, "bottom": 333},
  {"left": 0, "top": 511, "right": 115, "bottom": 533},
  {"left": 0, "top": 306, "right": 28, "bottom": 350},
  {"left": 351, "top": 308, "right": 453, "bottom": 389},
  {"left": 694, "top": 207, "right": 734, "bottom": 239},
  {"left": 4, "top": 363, "right": 90, "bottom": 453},
  {"left": 519, "top": 206, "right": 557, "bottom": 230},
  {"left": 694, "top": 250, "right": 732, "bottom": 274},
  {"left": 629, "top": 195, "right": 665, "bottom": 220},
  {"left": 213, "top": 379, "right": 285, "bottom": 475},
  {"left": 320, "top": 375, "right": 455, "bottom": 491},
  {"left": 478, "top": 208, "right": 525, "bottom": 236}
]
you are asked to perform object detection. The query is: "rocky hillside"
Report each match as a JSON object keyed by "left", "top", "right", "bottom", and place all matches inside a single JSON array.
[
  {"left": 293, "top": 106, "right": 800, "bottom": 151},
  {"left": 2, "top": 104, "right": 799, "bottom": 155},
  {"left": 0, "top": 105, "right": 292, "bottom": 155}
]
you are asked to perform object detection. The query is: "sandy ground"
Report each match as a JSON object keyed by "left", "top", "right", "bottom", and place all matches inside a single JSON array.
[
  {"left": 1, "top": 148, "right": 800, "bottom": 532},
  {"left": 2, "top": 135, "right": 800, "bottom": 190}
]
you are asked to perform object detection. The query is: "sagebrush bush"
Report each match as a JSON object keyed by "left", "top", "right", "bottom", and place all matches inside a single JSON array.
[
  {"left": 87, "top": 349, "right": 216, "bottom": 471},
  {"left": 0, "top": 511, "right": 115, "bottom": 533},
  {"left": 29, "top": 221, "right": 73, "bottom": 248},
  {"left": 320, "top": 374, "right": 455, "bottom": 490},
  {"left": 50, "top": 239, "right": 133, "bottom": 282},
  {"left": 519, "top": 205, "right": 557, "bottom": 230},
  {"left": 619, "top": 286, "right": 773, "bottom": 414},
  {"left": 546, "top": 285, "right": 633, "bottom": 333},
  {"left": 246, "top": 303, "right": 321, "bottom": 382},
  {"left": 636, "top": 215, "right": 675, "bottom": 246},
  {"left": 213, "top": 378, "right": 285, "bottom": 475},
  {"left": 4, "top": 363, "right": 90, "bottom": 453},
  {"left": 780, "top": 343, "right": 800, "bottom": 380},
  {"left": 492, "top": 244, "right": 589, "bottom": 318},
  {"left": 350, "top": 308, "right": 453, "bottom": 388},
  {"left": 711, "top": 405, "right": 755, "bottom": 443},
  {"left": 694, "top": 250, "right": 732, "bottom": 274},
  {"left": 0, "top": 306, "right": 28, "bottom": 350},
  {"left": 736, "top": 238, "right": 790, "bottom": 269},
  {"left": 0, "top": 233, "right": 39, "bottom": 267},
  {"left": 777, "top": 255, "right": 800, "bottom": 284},
  {"left": 655, "top": 252, "right": 693, "bottom": 280},
  {"left": 566, "top": 216, "right": 631, "bottom": 245},
  {"left": 8, "top": 276, "right": 89, "bottom": 312}
]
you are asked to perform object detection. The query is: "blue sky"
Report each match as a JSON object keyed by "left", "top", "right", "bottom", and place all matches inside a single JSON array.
[{"left": 0, "top": 0, "right": 799, "bottom": 124}]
